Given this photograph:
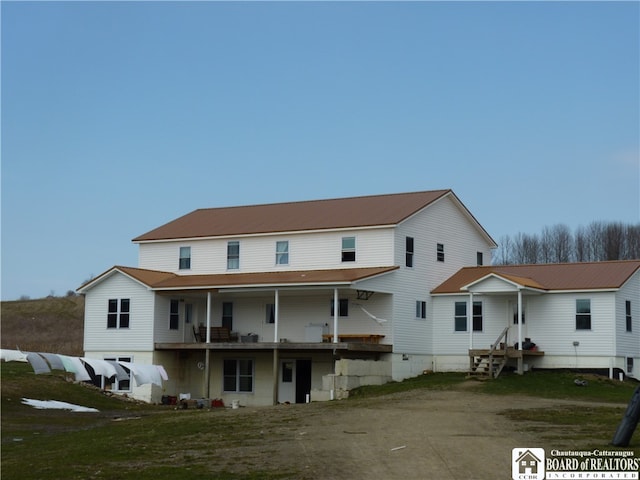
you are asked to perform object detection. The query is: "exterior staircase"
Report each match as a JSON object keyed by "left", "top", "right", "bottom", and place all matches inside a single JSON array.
[{"left": 468, "top": 327, "right": 509, "bottom": 379}]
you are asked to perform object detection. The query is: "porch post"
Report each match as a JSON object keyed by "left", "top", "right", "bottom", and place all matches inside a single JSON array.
[
  {"left": 274, "top": 289, "right": 279, "bottom": 343},
  {"left": 206, "top": 291, "right": 212, "bottom": 343},
  {"left": 272, "top": 348, "right": 279, "bottom": 405},
  {"left": 205, "top": 291, "right": 212, "bottom": 398},
  {"left": 333, "top": 288, "right": 339, "bottom": 343},
  {"left": 468, "top": 291, "right": 474, "bottom": 350},
  {"left": 517, "top": 288, "right": 523, "bottom": 375}
]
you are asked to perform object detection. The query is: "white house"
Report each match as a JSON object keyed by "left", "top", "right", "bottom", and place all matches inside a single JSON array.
[
  {"left": 78, "top": 189, "right": 496, "bottom": 405},
  {"left": 78, "top": 190, "right": 639, "bottom": 406},
  {"left": 430, "top": 261, "right": 640, "bottom": 379}
]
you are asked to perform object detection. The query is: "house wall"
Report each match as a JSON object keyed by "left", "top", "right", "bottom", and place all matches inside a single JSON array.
[
  {"left": 615, "top": 272, "right": 640, "bottom": 378},
  {"left": 154, "top": 350, "right": 335, "bottom": 407},
  {"left": 157, "top": 291, "right": 393, "bottom": 343},
  {"left": 83, "top": 273, "right": 155, "bottom": 352},
  {"left": 387, "top": 195, "right": 494, "bottom": 357},
  {"left": 431, "top": 290, "right": 626, "bottom": 373},
  {"left": 137, "top": 227, "right": 395, "bottom": 274}
]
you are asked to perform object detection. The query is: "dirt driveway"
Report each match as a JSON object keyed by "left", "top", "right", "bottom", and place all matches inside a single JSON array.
[{"left": 209, "top": 385, "right": 616, "bottom": 480}]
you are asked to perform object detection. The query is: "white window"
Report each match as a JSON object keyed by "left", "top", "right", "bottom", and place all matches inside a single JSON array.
[
  {"left": 276, "top": 241, "right": 289, "bottom": 265},
  {"left": 179, "top": 246, "right": 191, "bottom": 270},
  {"left": 342, "top": 237, "right": 356, "bottom": 262},
  {"left": 107, "top": 299, "right": 130, "bottom": 329},
  {"left": 265, "top": 304, "right": 275, "bottom": 324},
  {"left": 103, "top": 356, "right": 131, "bottom": 392},
  {"left": 576, "top": 299, "right": 591, "bottom": 330},
  {"left": 437, "top": 243, "right": 445, "bottom": 262},
  {"left": 227, "top": 241, "right": 239, "bottom": 270},
  {"left": 223, "top": 359, "right": 254, "bottom": 393}
]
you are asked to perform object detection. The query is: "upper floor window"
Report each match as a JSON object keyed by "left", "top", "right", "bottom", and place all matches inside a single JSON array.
[
  {"left": 626, "top": 300, "right": 632, "bottom": 332},
  {"left": 437, "top": 243, "right": 445, "bottom": 262},
  {"left": 406, "top": 237, "right": 414, "bottom": 267},
  {"left": 276, "top": 241, "right": 289, "bottom": 265},
  {"left": 169, "top": 299, "right": 180, "bottom": 330},
  {"left": 416, "top": 300, "right": 426, "bottom": 319},
  {"left": 179, "top": 246, "right": 191, "bottom": 270},
  {"left": 227, "top": 241, "right": 240, "bottom": 270},
  {"left": 342, "top": 237, "right": 356, "bottom": 262},
  {"left": 477, "top": 251, "right": 483, "bottom": 266},
  {"left": 331, "top": 298, "right": 349, "bottom": 317},
  {"left": 576, "top": 299, "right": 591, "bottom": 330},
  {"left": 107, "top": 298, "right": 130, "bottom": 329}
]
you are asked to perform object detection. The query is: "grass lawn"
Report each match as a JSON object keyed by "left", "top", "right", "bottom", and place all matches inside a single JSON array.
[{"left": 2, "top": 362, "right": 638, "bottom": 479}]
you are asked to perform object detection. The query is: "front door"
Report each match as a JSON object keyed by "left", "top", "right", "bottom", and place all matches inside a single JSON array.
[{"left": 278, "top": 359, "right": 312, "bottom": 404}]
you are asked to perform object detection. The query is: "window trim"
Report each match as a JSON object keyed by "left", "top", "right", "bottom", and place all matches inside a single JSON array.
[
  {"left": 107, "top": 298, "right": 130, "bottom": 329},
  {"left": 576, "top": 299, "right": 592, "bottom": 330},
  {"left": 406, "top": 236, "right": 414, "bottom": 268},
  {"left": 341, "top": 236, "right": 356, "bottom": 262},
  {"left": 265, "top": 303, "right": 275, "bottom": 324},
  {"left": 103, "top": 356, "right": 132, "bottom": 392},
  {"left": 227, "top": 241, "right": 240, "bottom": 270},
  {"left": 437, "top": 243, "right": 445, "bottom": 262},
  {"left": 179, "top": 246, "right": 191, "bottom": 270},
  {"left": 169, "top": 299, "right": 180, "bottom": 330},
  {"left": 416, "top": 300, "right": 426, "bottom": 319},
  {"left": 223, "top": 358, "right": 254, "bottom": 393},
  {"left": 276, "top": 240, "right": 289, "bottom": 265},
  {"left": 330, "top": 298, "right": 349, "bottom": 317},
  {"left": 454, "top": 301, "right": 467, "bottom": 332}
]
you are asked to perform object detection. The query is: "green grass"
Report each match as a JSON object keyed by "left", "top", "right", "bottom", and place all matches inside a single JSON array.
[
  {"left": 478, "top": 370, "right": 638, "bottom": 403},
  {"left": 3, "top": 362, "right": 638, "bottom": 479},
  {"left": 348, "top": 372, "right": 467, "bottom": 399}
]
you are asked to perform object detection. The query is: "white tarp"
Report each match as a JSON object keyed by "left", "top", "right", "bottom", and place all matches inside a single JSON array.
[
  {"left": 21, "top": 398, "right": 99, "bottom": 413},
  {"left": 2, "top": 349, "right": 167, "bottom": 387}
]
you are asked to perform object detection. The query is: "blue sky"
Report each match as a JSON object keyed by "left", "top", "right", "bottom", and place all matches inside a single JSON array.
[{"left": 2, "top": 1, "right": 639, "bottom": 301}]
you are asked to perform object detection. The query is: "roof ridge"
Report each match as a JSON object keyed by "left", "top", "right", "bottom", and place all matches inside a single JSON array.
[{"left": 191, "top": 189, "right": 451, "bottom": 213}]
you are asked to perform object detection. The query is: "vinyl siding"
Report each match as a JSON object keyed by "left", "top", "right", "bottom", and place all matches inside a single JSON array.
[
  {"left": 83, "top": 272, "right": 155, "bottom": 352},
  {"left": 615, "top": 271, "right": 640, "bottom": 359},
  {"left": 138, "top": 228, "right": 395, "bottom": 274},
  {"left": 389, "top": 195, "right": 495, "bottom": 354}
]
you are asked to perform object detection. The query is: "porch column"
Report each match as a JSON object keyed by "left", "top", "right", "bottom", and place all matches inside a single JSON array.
[
  {"left": 333, "top": 288, "right": 339, "bottom": 343},
  {"left": 517, "top": 288, "right": 523, "bottom": 375},
  {"left": 206, "top": 291, "right": 212, "bottom": 343},
  {"left": 468, "top": 291, "right": 474, "bottom": 350},
  {"left": 205, "top": 291, "right": 213, "bottom": 398},
  {"left": 273, "top": 289, "right": 280, "bottom": 343}
]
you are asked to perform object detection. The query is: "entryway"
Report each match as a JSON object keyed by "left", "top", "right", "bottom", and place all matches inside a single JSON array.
[{"left": 278, "top": 359, "right": 312, "bottom": 404}]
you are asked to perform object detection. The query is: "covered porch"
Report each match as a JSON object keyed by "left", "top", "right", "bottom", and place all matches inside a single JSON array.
[{"left": 461, "top": 272, "right": 547, "bottom": 377}]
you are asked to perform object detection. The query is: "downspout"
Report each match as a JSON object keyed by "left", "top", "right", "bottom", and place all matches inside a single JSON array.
[
  {"left": 205, "top": 291, "right": 212, "bottom": 398},
  {"left": 517, "top": 288, "right": 523, "bottom": 375},
  {"left": 333, "top": 288, "right": 339, "bottom": 343}
]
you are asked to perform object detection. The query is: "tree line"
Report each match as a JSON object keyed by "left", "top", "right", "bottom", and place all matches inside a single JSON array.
[{"left": 494, "top": 221, "right": 640, "bottom": 265}]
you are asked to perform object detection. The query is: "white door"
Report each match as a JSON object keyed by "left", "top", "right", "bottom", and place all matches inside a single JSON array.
[{"left": 278, "top": 359, "right": 295, "bottom": 404}]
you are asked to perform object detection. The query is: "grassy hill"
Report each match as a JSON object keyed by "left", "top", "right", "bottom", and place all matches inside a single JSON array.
[{"left": 1, "top": 295, "right": 84, "bottom": 355}]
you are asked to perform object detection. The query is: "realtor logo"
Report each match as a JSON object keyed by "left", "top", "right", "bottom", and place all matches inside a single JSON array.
[{"left": 512, "top": 448, "right": 545, "bottom": 480}]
